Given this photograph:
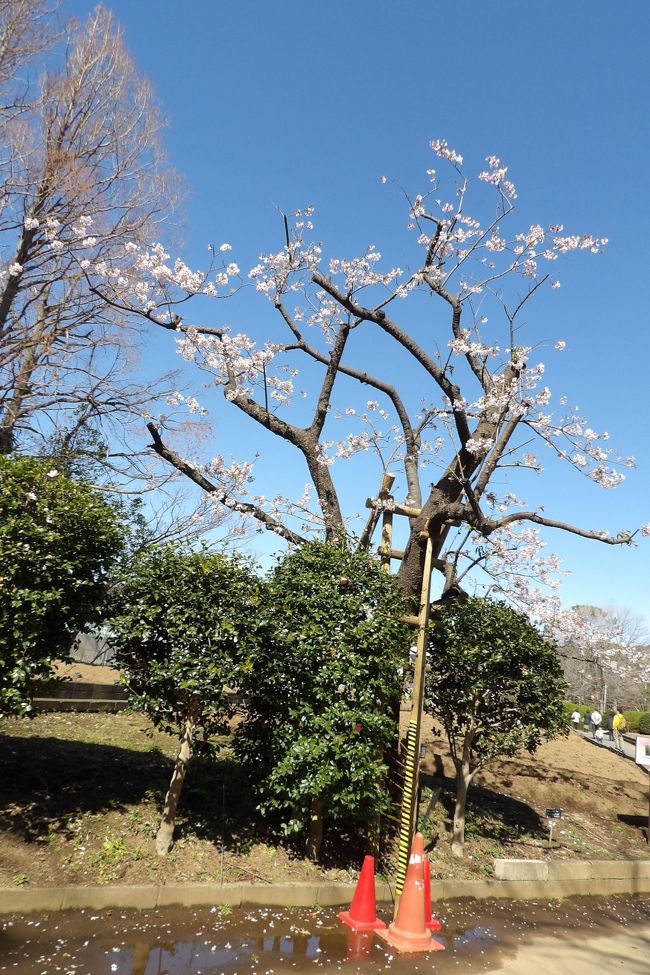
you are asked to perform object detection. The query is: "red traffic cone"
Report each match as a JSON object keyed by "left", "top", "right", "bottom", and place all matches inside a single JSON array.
[
  {"left": 338, "top": 855, "right": 386, "bottom": 931},
  {"left": 423, "top": 858, "right": 442, "bottom": 933},
  {"left": 377, "top": 834, "right": 444, "bottom": 953}
]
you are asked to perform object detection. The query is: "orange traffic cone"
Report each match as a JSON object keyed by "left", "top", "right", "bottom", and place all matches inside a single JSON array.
[
  {"left": 423, "top": 858, "right": 442, "bottom": 933},
  {"left": 377, "top": 834, "right": 444, "bottom": 953},
  {"left": 338, "top": 855, "right": 386, "bottom": 931}
]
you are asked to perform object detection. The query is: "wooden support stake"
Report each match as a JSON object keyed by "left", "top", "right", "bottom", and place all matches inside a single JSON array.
[
  {"left": 385, "top": 548, "right": 405, "bottom": 561},
  {"left": 401, "top": 614, "right": 420, "bottom": 627},
  {"left": 380, "top": 510, "right": 393, "bottom": 573},
  {"left": 365, "top": 497, "right": 422, "bottom": 519},
  {"left": 359, "top": 473, "right": 396, "bottom": 551}
]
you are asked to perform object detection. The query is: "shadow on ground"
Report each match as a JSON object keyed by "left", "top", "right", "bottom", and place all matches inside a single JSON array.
[
  {"left": 419, "top": 770, "right": 548, "bottom": 849},
  {"left": 0, "top": 733, "right": 372, "bottom": 869},
  {"left": 617, "top": 812, "right": 650, "bottom": 843},
  {"left": 0, "top": 735, "right": 265, "bottom": 849},
  {"left": 0, "top": 734, "right": 176, "bottom": 843}
]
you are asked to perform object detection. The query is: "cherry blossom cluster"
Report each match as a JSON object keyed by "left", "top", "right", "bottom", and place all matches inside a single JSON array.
[
  {"left": 555, "top": 606, "right": 650, "bottom": 682},
  {"left": 1, "top": 212, "right": 102, "bottom": 282},
  {"left": 448, "top": 518, "right": 570, "bottom": 625},
  {"left": 204, "top": 455, "right": 255, "bottom": 495},
  {"left": 175, "top": 328, "right": 295, "bottom": 406},
  {"left": 328, "top": 246, "right": 403, "bottom": 294},
  {"left": 478, "top": 155, "right": 517, "bottom": 200},
  {"left": 165, "top": 391, "right": 207, "bottom": 416}
]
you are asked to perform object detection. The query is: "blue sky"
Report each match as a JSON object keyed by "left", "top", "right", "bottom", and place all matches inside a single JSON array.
[{"left": 63, "top": 1, "right": 650, "bottom": 624}]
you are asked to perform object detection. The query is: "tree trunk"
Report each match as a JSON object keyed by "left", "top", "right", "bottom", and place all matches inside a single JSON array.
[
  {"left": 451, "top": 759, "right": 472, "bottom": 858},
  {"left": 155, "top": 706, "right": 197, "bottom": 856},
  {"left": 398, "top": 402, "right": 522, "bottom": 599},
  {"left": 0, "top": 290, "right": 52, "bottom": 455},
  {"left": 305, "top": 796, "right": 325, "bottom": 861},
  {"left": 0, "top": 345, "right": 38, "bottom": 454},
  {"left": 398, "top": 485, "right": 466, "bottom": 599}
]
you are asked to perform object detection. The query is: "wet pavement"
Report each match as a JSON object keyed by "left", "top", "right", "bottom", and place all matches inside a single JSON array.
[{"left": 1, "top": 896, "right": 649, "bottom": 975}]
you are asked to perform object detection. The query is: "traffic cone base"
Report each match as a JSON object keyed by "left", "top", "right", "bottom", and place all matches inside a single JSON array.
[
  {"left": 338, "top": 909, "right": 386, "bottom": 932},
  {"left": 377, "top": 925, "right": 444, "bottom": 953},
  {"left": 338, "top": 855, "right": 386, "bottom": 932}
]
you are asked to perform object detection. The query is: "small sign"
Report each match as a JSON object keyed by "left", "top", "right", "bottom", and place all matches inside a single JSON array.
[
  {"left": 545, "top": 808, "right": 564, "bottom": 820},
  {"left": 635, "top": 736, "right": 650, "bottom": 769}
]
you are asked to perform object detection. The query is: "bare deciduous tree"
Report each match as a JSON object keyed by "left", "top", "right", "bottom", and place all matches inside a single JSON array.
[{"left": 0, "top": 4, "right": 180, "bottom": 473}]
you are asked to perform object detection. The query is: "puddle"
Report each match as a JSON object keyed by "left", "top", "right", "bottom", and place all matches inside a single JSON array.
[{"left": 1, "top": 896, "right": 649, "bottom": 974}]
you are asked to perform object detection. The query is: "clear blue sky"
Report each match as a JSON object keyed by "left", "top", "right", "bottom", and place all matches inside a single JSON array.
[{"left": 63, "top": 1, "right": 650, "bottom": 624}]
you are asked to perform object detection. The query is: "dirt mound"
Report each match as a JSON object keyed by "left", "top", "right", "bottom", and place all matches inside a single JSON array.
[
  {"left": 51, "top": 660, "right": 121, "bottom": 685},
  {"left": 415, "top": 714, "right": 649, "bottom": 876}
]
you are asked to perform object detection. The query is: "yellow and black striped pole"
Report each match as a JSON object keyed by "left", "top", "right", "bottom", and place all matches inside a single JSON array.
[
  {"left": 395, "top": 719, "right": 418, "bottom": 895},
  {"left": 394, "top": 535, "right": 434, "bottom": 903}
]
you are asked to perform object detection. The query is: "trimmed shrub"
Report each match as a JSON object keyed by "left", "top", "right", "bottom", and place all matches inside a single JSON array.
[
  {"left": 623, "top": 710, "right": 643, "bottom": 732},
  {"left": 0, "top": 456, "right": 124, "bottom": 716},
  {"left": 637, "top": 712, "right": 650, "bottom": 735},
  {"left": 234, "top": 541, "right": 410, "bottom": 860}
]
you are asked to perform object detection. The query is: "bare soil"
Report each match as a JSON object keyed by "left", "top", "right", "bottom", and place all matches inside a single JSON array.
[
  {"left": 1, "top": 664, "right": 648, "bottom": 890},
  {"left": 50, "top": 660, "right": 122, "bottom": 685},
  {"left": 410, "top": 708, "right": 650, "bottom": 879}
]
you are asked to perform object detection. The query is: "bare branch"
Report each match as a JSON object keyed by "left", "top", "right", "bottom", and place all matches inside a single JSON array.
[
  {"left": 274, "top": 298, "right": 422, "bottom": 507},
  {"left": 146, "top": 422, "right": 305, "bottom": 546},
  {"left": 479, "top": 510, "right": 633, "bottom": 547},
  {"left": 312, "top": 268, "right": 472, "bottom": 446}
]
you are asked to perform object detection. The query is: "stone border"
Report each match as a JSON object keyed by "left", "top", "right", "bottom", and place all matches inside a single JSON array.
[{"left": 1, "top": 861, "right": 649, "bottom": 914}]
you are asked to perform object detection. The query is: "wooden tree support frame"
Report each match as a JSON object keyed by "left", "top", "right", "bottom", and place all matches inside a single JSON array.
[{"left": 366, "top": 478, "right": 434, "bottom": 908}]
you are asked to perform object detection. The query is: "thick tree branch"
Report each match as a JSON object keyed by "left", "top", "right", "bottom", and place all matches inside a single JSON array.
[
  {"left": 309, "top": 320, "right": 350, "bottom": 438},
  {"left": 274, "top": 298, "right": 422, "bottom": 508},
  {"left": 312, "top": 269, "right": 472, "bottom": 446},
  {"left": 478, "top": 510, "right": 633, "bottom": 546},
  {"left": 472, "top": 412, "right": 522, "bottom": 497},
  {"left": 146, "top": 422, "right": 305, "bottom": 546}
]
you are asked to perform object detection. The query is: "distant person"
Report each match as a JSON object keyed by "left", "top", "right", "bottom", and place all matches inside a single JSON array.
[
  {"left": 571, "top": 709, "right": 581, "bottom": 731},
  {"left": 594, "top": 725, "right": 604, "bottom": 745},
  {"left": 583, "top": 711, "right": 591, "bottom": 732},
  {"left": 590, "top": 708, "right": 602, "bottom": 738},
  {"left": 612, "top": 708, "right": 627, "bottom": 753},
  {"left": 605, "top": 712, "right": 615, "bottom": 742}
]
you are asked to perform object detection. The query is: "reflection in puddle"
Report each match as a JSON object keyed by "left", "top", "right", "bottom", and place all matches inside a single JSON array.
[{"left": 1, "top": 897, "right": 649, "bottom": 974}]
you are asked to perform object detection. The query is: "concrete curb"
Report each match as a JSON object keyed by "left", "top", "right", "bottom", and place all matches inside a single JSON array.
[{"left": 1, "top": 861, "right": 649, "bottom": 914}]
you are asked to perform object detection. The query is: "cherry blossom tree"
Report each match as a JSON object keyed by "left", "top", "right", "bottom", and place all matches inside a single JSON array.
[
  {"left": 90, "top": 140, "right": 647, "bottom": 605},
  {"left": 558, "top": 604, "right": 650, "bottom": 708}
]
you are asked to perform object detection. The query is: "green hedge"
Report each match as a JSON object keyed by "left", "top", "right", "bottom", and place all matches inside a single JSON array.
[
  {"left": 638, "top": 712, "right": 650, "bottom": 735},
  {"left": 564, "top": 702, "right": 592, "bottom": 723},
  {"left": 623, "top": 710, "right": 643, "bottom": 732},
  {"left": 565, "top": 702, "right": 650, "bottom": 734}
]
